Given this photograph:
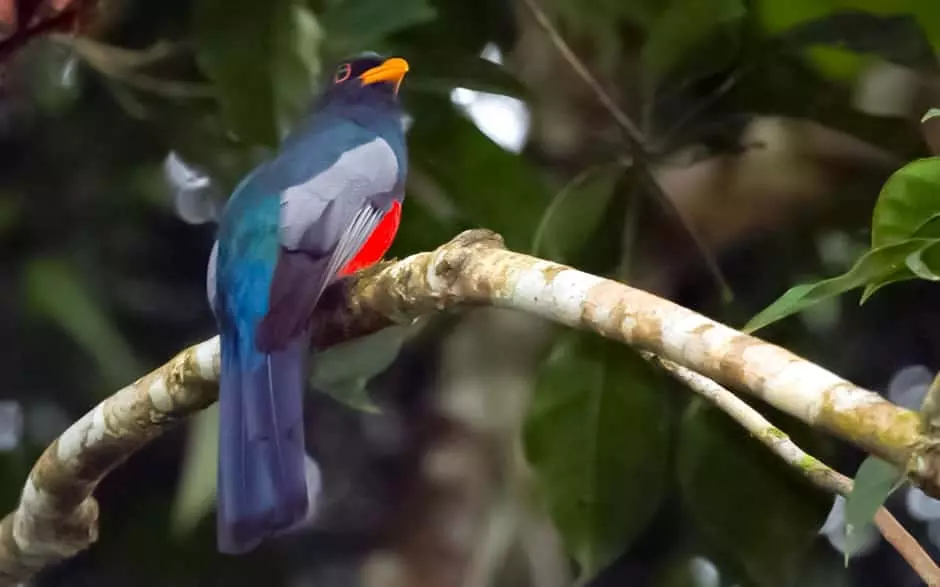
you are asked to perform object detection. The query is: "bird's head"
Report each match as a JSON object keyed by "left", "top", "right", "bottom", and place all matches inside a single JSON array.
[{"left": 321, "top": 52, "right": 409, "bottom": 107}]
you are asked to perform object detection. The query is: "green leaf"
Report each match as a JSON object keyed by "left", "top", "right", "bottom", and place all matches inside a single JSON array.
[
  {"left": 779, "top": 10, "right": 936, "bottom": 69},
  {"left": 758, "top": 1, "right": 940, "bottom": 53},
  {"left": 858, "top": 266, "right": 916, "bottom": 304},
  {"left": 905, "top": 240, "right": 940, "bottom": 281},
  {"left": 677, "top": 400, "right": 830, "bottom": 587},
  {"left": 641, "top": 0, "right": 745, "bottom": 86},
  {"left": 320, "top": 0, "right": 436, "bottom": 55},
  {"left": 171, "top": 406, "right": 219, "bottom": 536},
  {"left": 310, "top": 324, "right": 415, "bottom": 413},
  {"left": 743, "top": 238, "right": 940, "bottom": 333},
  {"left": 579, "top": 169, "right": 636, "bottom": 277},
  {"left": 532, "top": 165, "right": 623, "bottom": 265},
  {"left": 843, "top": 456, "right": 904, "bottom": 564},
  {"left": 404, "top": 51, "right": 528, "bottom": 98},
  {"left": 523, "top": 333, "right": 671, "bottom": 580},
  {"left": 272, "top": 3, "right": 325, "bottom": 137},
  {"left": 858, "top": 207, "right": 940, "bottom": 300},
  {"left": 193, "top": 0, "right": 279, "bottom": 145},
  {"left": 194, "top": 0, "right": 321, "bottom": 146},
  {"left": 786, "top": 157, "right": 940, "bottom": 304},
  {"left": 757, "top": 4, "right": 940, "bottom": 81},
  {"left": 910, "top": 212, "right": 940, "bottom": 239},
  {"left": 406, "top": 95, "right": 550, "bottom": 250},
  {"left": 25, "top": 258, "right": 141, "bottom": 389},
  {"left": 922, "top": 108, "right": 940, "bottom": 123},
  {"left": 871, "top": 157, "right": 940, "bottom": 248},
  {"left": 755, "top": 0, "right": 833, "bottom": 34}
]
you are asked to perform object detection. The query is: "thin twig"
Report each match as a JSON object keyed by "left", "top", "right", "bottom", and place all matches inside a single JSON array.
[
  {"left": 647, "top": 354, "right": 940, "bottom": 587},
  {"left": 517, "top": 0, "right": 645, "bottom": 148},
  {"left": 655, "top": 70, "right": 743, "bottom": 152},
  {"left": 517, "top": 0, "right": 732, "bottom": 299},
  {"left": 57, "top": 36, "right": 182, "bottom": 69},
  {"left": 60, "top": 36, "right": 212, "bottom": 99},
  {"left": 874, "top": 509, "right": 940, "bottom": 587}
]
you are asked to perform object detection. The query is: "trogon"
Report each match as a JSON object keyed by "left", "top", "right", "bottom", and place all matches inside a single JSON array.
[{"left": 205, "top": 52, "right": 409, "bottom": 554}]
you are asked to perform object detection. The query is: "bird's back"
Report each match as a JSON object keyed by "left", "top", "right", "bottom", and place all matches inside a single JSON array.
[{"left": 214, "top": 110, "right": 397, "bottom": 319}]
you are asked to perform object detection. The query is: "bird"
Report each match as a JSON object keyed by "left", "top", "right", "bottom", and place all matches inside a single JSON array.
[{"left": 205, "top": 52, "right": 409, "bottom": 555}]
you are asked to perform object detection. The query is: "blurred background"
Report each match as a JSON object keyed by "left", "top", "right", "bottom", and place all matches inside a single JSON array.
[{"left": 1, "top": 0, "right": 940, "bottom": 585}]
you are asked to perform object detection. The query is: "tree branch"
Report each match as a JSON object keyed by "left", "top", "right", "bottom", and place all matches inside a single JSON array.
[
  {"left": 0, "top": 229, "right": 933, "bottom": 584},
  {"left": 0, "top": 339, "right": 219, "bottom": 584},
  {"left": 647, "top": 354, "right": 940, "bottom": 586}
]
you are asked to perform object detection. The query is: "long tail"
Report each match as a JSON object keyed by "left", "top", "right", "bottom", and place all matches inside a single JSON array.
[{"left": 216, "top": 328, "right": 310, "bottom": 554}]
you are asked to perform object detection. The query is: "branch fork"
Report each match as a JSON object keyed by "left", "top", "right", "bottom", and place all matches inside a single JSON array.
[{"left": 0, "top": 229, "right": 936, "bottom": 585}]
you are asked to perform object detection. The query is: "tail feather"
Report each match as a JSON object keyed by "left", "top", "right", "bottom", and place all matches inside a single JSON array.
[{"left": 217, "top": 330, "right": 310, "bottom": 554}]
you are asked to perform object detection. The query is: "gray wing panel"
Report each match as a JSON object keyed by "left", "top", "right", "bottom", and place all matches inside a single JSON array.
[
  {"left": 256, "top": 137, "right": 398, "bottom": 351},
  {"left": 279, "top": 136, "right": 400, "bottom": 256}
]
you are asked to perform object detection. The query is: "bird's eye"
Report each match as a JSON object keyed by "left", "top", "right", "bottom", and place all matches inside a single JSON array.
[{"left": 334, "top": 64, "right": 351, "bottom": 84}]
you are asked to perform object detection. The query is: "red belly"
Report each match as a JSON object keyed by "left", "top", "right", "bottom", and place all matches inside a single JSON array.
[{"left": 339, "top": 200, "right": 402, "bottom": 277}]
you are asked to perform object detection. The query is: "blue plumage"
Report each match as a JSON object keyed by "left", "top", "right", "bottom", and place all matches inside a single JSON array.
[{"left": 207, "top": 53, "right": 409, "bottom": 554}]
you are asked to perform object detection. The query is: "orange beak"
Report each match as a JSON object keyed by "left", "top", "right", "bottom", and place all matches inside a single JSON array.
[{"left": 359, "top": 57, "right": 409, "bottom": 92}]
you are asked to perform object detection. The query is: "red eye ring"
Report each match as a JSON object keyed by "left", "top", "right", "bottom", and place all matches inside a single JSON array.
[{"left": 334, "top": 64, "right": 351, "bottom": 83}]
